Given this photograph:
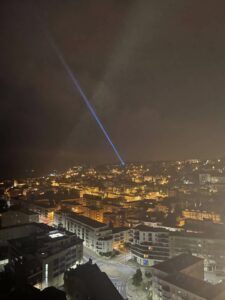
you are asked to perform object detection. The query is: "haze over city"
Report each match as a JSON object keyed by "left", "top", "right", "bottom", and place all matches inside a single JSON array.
[
  {"left": 2, "top": 1, "right": 225, "bottom": 300},
  {"left": 2, "top": 0, "right": 225, "bottom": 177}
]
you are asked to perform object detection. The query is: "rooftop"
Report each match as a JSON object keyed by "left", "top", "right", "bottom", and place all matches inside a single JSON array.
[
  {"left": 66, "top": 212, "right": 108, "bottom": 229},
  {"left": 112, "top": 227, "right": 129, "bottom": 234},
  {"left": 20, "top": 209, "right": 39, "bottom": 215},
  {"left": 163, "top": 272, "right": 225, "bottom": 299},
  {"left": 170, "top": 230, "right": 225, "bottom": 240},
  {"left": 0, "top": 222, "right": 49, "bottom": 232},
  {"left": 152, "top": 253, "right": 202, "bottom": 274},
  {"left": 9, "top": 229, "right": 82, "bottom": 258},
  {"left": 6, "top": 208, "right": 39, "bottom": 216},
  {"left": 134, "top": 224, "right": 168, "bottom": 233},
  {"left": 64, "top": 261, "right": 124, "bottom": 300}
]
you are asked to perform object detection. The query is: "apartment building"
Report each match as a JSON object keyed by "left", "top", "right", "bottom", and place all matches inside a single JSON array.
[
  {"left": 130, "top": 225, "right": 170, "bottom": 266},
  {"left": 8, "top": 229, "right": 83, "bottom": 288},
  {"left": 1, "top": 209, "right": 39, "bottom": 227},
  {"left": 54, "top": 211, "right": 130, "bottom": 255},
  {"left": 150, "top": 253, "right": 225, "bottom": 300},
  {"left": 170, "top": 231, "right": 225, "bottom": 272},
  {"left": 54, "top": 211, "right": 113, "bottom": 254}
]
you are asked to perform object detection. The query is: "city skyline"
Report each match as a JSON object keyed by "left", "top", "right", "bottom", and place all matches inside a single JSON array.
[{"left": 2, "top": 2, "right": 225, "bottom": 299}]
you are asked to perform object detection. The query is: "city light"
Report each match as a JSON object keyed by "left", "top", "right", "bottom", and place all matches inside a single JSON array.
[{"left": 2, "top": 1, "right": 225, "bottom": 299}]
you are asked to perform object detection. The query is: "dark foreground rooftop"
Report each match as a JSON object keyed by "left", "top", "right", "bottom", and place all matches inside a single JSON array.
[
  {"left": 0, "top": 272, "right": 66, "bottom": 300},
  {"left": 64, "top": 260, "right": 124, "bottom": 300}
]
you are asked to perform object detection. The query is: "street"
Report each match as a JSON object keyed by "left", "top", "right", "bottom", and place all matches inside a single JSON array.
[{"left": 83, "top": 247, "right": 136, "bottom": 299}]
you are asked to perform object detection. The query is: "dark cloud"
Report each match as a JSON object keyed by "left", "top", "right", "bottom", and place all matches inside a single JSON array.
[{"left": 1, "top": 0, "right": 225, "bottom": 177}]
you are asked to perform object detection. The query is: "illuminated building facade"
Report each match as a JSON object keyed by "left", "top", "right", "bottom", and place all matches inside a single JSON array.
[
  {"left": 182, "top": 209, "right": 221, "bottom": 223},
  {"left": 54, "top": 211, "right": 114, "bottom": 254},
  {"left": 130, "top": 225, "right": 170, "bottom": 266}
]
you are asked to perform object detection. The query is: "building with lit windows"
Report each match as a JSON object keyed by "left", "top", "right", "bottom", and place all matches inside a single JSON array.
[
  {"left": 8, "top": 228, "right": 83, "bottom": 288},
  {"left": 112, "top": 227, "right": 130, "bottom": 250},
  {"left": 170, "top": 231, "right": 225, "bottom": 272},
  {"left": 130, "top": 225, "right": 170, "bottom": 266},
  {"left": 182, "top": 209, "right": 221, "bottom": 223},
  {"left": 54, "top": 211, "right": 113, "bottom": 254},
  {"left": 28, "top": 201, "right": 56, "bottom": 225},
  {"left": 54, "top": 211, "right": 130, "bottom": 255}
]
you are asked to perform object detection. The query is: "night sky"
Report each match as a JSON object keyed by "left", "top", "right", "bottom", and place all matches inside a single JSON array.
[{"left": 1, "top": 0, "right": 225, "bottom": 177}]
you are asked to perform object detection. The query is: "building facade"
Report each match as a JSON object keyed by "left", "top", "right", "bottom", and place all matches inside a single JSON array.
[
  {"left": 8, "top": 229, "right": 83, "bottom": 288},
  {"left": 54, "top": 211, "right": 114, "bottom": 254},
  {"left": 1, "top": 209, "right": 39, "bottom": 227},
  {"left": 170, "top": 232, "right": 225, "bottom": 272},
  {"left": 54, "top": 211, "right": 130, "bottom": 255},
  {"left": 130, "top": 225, "right": 170, "bottom": 266},
  {"left": 150, "top": 254, "right": 225, "bottom": 300}
]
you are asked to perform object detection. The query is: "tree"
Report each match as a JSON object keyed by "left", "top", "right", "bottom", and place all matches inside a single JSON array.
[
  {"left": 132, "top": 268, "right": 142, "bottom": 286},
  {"left": 145, "top": 270, "right": 152, "bottom": 278}
]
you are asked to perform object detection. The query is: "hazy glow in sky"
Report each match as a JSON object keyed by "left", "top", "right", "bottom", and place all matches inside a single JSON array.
[{"left": 1, "top": 0, "right": 225, "bottom": 175}]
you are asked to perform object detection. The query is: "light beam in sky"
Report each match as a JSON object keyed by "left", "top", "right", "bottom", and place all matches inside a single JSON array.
[{"left": 41, "top": 24, "right": 125, "bottom": 166}]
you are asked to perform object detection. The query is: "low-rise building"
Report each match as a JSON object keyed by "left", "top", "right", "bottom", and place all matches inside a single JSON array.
[
  {"left": 112, "top": 227, "right": 130, "bottom": 250},
  {"left": 28, "top": 200, "right": 56, "bottom": 225},
  {"left": 159, "top": 272, "right": 225, "bottom": 300},
  {"left": 170, "top": 231, "right": 225, "bottom": 272},
  {"left": 103, "top": 211, "right": 125, "bottom": 227},
  {"left": 150, "top": 253, "right": 225, "bottom": 300},
  {"left": 1, "top": 209, "right": 39, "bottom": 227},
  {"left": 0, "top": 222, "right": 49, "bottom": 242},
  {"left": 81, "top": 205, "right": 105, "bottom": 223},
  {"left": 182, "top": 209, "right": 221, "bottom": 223}
]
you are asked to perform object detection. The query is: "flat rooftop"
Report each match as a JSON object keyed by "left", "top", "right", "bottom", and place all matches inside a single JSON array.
[
  {"left": 67, "top": 212, "right": 107, "bottom": 229},
  {"left": 0, "top": 222, "right": 49, "bottom": 231},
  {"left": 170, "top": 230, "right": 225, "bottom": 240},
  {"left": 9, "top": 229, "right": 82, "bottom": 257},
  {"left": 19, "top": 209, "right": 39, "bottom": 215},
  {"left": 134, "top": 224, "right": 168, "bottom": 233},
  {"left": 112, "top": 227, "right": 129, "bottom": 233},
  {"left": 152, "top": 253, "right": 202, "bottom": 274},
  {"left": 164, "top": 272, "right": 225, "bottom": 299}
]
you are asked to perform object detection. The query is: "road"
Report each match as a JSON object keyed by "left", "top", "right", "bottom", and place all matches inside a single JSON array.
[{"left": 83, "top": 247, "right": 136, "bottom": 299}]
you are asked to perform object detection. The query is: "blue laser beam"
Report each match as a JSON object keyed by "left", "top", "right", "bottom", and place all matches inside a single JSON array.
[{"left": 44, "top": 31, "right": 125, "bottom": 166}]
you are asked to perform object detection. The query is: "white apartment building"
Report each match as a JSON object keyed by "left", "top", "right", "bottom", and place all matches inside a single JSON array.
[
  {"left": 54, "top": 211, "right": 114, "bottom": 254},
  {"left": 54, "top": 211, "right": 130, "bottom": 255},
  {"left": 131, "top": 224, "right": 170, "bottom": 266}
]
